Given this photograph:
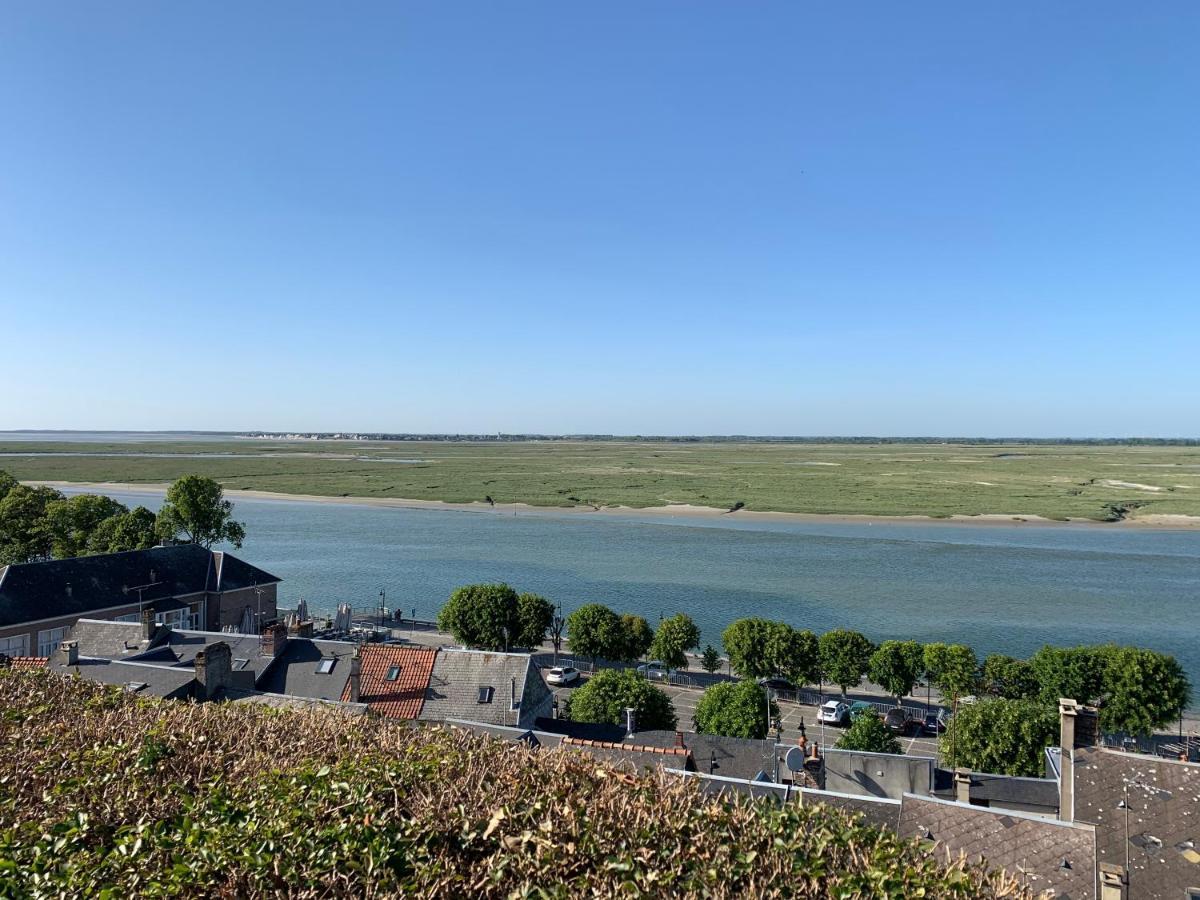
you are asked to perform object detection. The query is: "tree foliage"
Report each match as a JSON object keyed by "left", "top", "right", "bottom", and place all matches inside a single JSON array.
[
  {"left": 694, "top": 679, "right": 778, "bottom": 739},
  {"left": 923, "top": 643, "right": 978, "bottom": 701},
  {"left": 700, "top": 645, "right": 721, "bottom": 674},
  {"left": 514, "top": 592, "right": 554, "bottom": 649},
  {"left": 43, "top": 494, "right": 129, "bottom": 559},
  {"left": 565, "top": 604, "right": 626, "bottom": 664},
  {"left": 1028, "top": 645, "right": 1112, "bottom": 706},
  {"left": 981, "top": 654, "right": 1038, "bottom": 700},
  {"left": 155, "top": 475, "right": 245, "bottom": 549},
  {"left": 566, "top": 668, "right": 677, "bottom": 731},
  {"left": 940, "top": 698, "right": 1058, "bottom": 776},
  {"left": 437, "top": 583, "right": 522, "bottom": 651},
  {"left": 618, "top": 614, "right": 655, "bottom": 663},
  {"left": 649, "top": 613, "right": 700, "bottom": 670},
  {"left": 835, "top": 711, "right": 902, "bottom": 755},
  {"left": 0, "top": 470, "right": 17, "bottom": 501},
  {"left": 1101, "top": 647, "right": 1190, "bottom": 736},
  {"left": 867, "top": 640, "right": 925, "bottom": 703},
  {"left": 0, "top": 484, "right": 63, "bottom": 564},
  {"left": 722, "top": 619, "right": 818, "bottom": 683},
  {"left": 84, "top": 506, "right": 159, "bottom": 555},
  {"left": 819, "top": 629, "right": 875, "bottom": 695}
]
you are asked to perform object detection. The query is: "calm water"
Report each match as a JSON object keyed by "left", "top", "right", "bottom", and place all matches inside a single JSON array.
[{"left": 68, "top": 488, "right": 1200, "bottom": 700}]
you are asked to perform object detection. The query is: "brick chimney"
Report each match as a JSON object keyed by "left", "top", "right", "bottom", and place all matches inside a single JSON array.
[
  {"left": 348, "top": 648, "right": 362, "bottom": 703},
  {"left": 261, "top": 622, "right": 288, "bottom": 658},
  {"left": 141, "top": 607, "right": 158, "bottom": 641},
  {"left": 954, "top": 768, "right": 972, "bottom": 805},
  {"left": 57, "top": 640, "right": 79, "bottom": 667},
  {"left": 802, "top": 741, "right": 826, "bottom": 790},
  {"left": 1098, "top": 863, "right": 1128, "bottom": 899},
  {"left": 674, "top": 731, "right": 686, "bottom": 749},
  {"left": 1058, "top": 698, "right": 1099, "bottom": 822},
  {"left": 194, "top": 641, "right": 233, "bottom": 700}
]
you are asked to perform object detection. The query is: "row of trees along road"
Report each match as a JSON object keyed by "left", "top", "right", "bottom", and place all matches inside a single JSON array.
[{"left": 0, "top": 471, "right": 247, "bottom": 565}]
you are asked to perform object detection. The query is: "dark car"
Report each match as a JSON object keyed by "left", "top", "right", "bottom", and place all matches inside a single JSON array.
[
  {"left": 923, "top": 710, "right": 948, "bottom": 736},
  {"left": 757, "top": 677, "right": 796, "bottom": 692},
  {"left": 884, "top": 707, "right": 912, "bottom": 735}
]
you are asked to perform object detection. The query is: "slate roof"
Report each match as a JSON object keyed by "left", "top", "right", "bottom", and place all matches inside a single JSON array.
[
  {"left": 132, "top": 629, "right": 278, "bottom": 683},
  {"left": 340, "top": 644, "right": 436, "bottom": 719},
  {"left": 801, "top": 788, "right": 902, "bottom": 831},
  {"left": 68, "top": 619, "right": 169, "bottom": 659},
  {"left": 256, "top": 637, "right": 357, "bottom": 702},
  {"left": 631, "top": 730, "right": 776, "bottom": 782},
  {"left": 534, "top": 717, "right": 627, "bottom": 743},
  {"left": 50, "top": 656, "right": 197, "bottom": 699},
  {"left": 897, "top": 794, "right": 1098, "bottom": 899},
  {"left": 561, "top": 737, "right": 694, "bottom": 773},
  {"left": 1072, "top": 746, "right": 1200, "bottom": 900},
  {"left": 420, "top": 649, "right": 544, "bottom": 727},
  {"left": 0, "top": 545, "right": 280, "bottom": 628}
]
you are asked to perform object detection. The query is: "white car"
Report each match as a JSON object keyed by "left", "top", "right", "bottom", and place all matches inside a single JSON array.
[
  {"left": 545, "top": 666, "right": 580, "bottom": 686},
  {"left": 636, "top": 661, "right": 674, "bottom": 681},
  {"left": 819, "top": 700, "right": 850, "bottom": 726}
]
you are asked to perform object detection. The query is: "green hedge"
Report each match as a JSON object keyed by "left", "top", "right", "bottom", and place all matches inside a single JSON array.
[{"left": 0, "top": 670, "right": 1026, "bottom": 898}]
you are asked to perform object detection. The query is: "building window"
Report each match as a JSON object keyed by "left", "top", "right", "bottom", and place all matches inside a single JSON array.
[
  {"left": 477, "top": 686, "right": 494, "bottom": 704},
  {"left": 385, "top": 664, "right": 402, "bottom": 682},
  {"left": 113, "top": 613, "right": 140, "bottom": 624},
  {"left": 316, "top": 658, "right": 336, "bottom": 675},
  {"left": 156, "top": 608, "right": 192, "bottom": 631},
  {"left": 37, "top": 626, "right": 70, "bottom": 657},
  {"left": 0, "top": 634, "right": 30, "bottom": 657}
]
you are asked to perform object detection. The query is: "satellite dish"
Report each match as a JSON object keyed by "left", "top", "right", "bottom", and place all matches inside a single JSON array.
[{"left": 785, "top": 746, "right": 807, "bottom": 772}]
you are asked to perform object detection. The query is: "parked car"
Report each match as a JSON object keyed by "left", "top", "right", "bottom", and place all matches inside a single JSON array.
[
  {"left": 545, "top": 666, "right": 580, "bottom": 686},
  {"left": 923, "top": 710, "right": 949, "bottom": 736},
  {"left": 819, "top": 700, "right": 850, "bottom": 726},
  {"left": 848, "top": 701, "right": 875, "bottom": 721},
  {"left": 757, "top": 677, "right": 796, "bottom": 692},
  {"left": 636, "top": 661, "right": 674, "bottom": 681},
  {"left": 883, "top": 707, "right": 913, "bottom": 735}
]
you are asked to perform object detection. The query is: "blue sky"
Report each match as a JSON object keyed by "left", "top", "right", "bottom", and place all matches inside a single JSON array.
[{"left": 2, "top": 3, "right": 1197, "bottom": 436}]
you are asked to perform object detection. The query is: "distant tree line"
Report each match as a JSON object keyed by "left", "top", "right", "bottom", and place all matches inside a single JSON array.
[{"left": 0, "top": 471, "right": 246, "bottom": 565}]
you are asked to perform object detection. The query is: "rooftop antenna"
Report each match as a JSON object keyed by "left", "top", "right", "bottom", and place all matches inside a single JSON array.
[{"left": 122, "top": 573, "right": 164, "bottom": 623}]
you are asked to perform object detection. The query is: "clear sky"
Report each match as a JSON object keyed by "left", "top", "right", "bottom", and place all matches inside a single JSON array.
[{"left": 2, "top": 4, "right": 1197, "bottom": 436}]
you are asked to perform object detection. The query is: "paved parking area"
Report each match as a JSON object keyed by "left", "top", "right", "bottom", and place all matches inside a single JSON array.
[{"left": 552, "top": 681, "right": 946, "bottom": 761}]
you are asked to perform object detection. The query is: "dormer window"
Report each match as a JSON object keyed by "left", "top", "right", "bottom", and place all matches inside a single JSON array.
[
  {"left": 477, "top": 686, "right": 494, "bottom": 704},
  {"left": 385, "top": 664, "right": 401, "bottom": 682}
]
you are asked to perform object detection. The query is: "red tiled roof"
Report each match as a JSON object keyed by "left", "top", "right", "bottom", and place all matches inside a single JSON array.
[
  {"left": 3, "top": 657, "right": 49, "bottom": 670},
  {"left": 341, "top": 645, "right": 436, "bottom": 719}
]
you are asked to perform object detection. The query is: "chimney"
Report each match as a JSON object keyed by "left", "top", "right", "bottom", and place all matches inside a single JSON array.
[
  {"left": 802, "top": 741, "right": 826, "bottom": 790},
  {"left": 1098, "top": 863, "right": 1128, "bottom": 900},
  {"left": 624, "top": 706, "right": 637, "bottom": 737},
  {"left": 954, "top": 768, "right": 972, "bottom": 805},
  {"left": 141, "top": 607, "right": 157, "bottom": 641},
  {"left": 1057, "top": 698, "right": 1098, "bottom": 822},
  {"left": 510, "top": 675, "right": 518, "bottom": 711},
  {"left": 262, "top": 622, "right": 289, "bottom": 658},
  {"left": 194, "top": 641, "right": 233, "bottom": 700},
  {"left": 674, "top": 731, "right": 686, "bottom": 749},
  {"left": 348, "top": 649, "right": 362, "bottom": 703},
  {"left": 57, "top": 640, "right": 79, "bottom": 667}
]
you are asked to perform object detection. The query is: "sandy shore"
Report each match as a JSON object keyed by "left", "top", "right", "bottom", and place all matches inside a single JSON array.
[{"left": 25, "top": 480, "right": 1200, "bottom": 529}]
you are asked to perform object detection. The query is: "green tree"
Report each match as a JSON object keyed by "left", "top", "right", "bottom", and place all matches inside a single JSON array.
[
  {"left": 155, "top": 476, "right": 246, "bottom": 548},
  {"left": 940, "top": 699, "right": 1057, "bottom": 776},
  {"left": 0, "top": 484, "right": 63, "bottom": 564},
  {"left": 924, "top": 643, "right": 978, "bottom": 704},
  {"left": 84, "top": 506, "right": 159, "bottom": 555},
  {"left": 43, "top": 493, "right": 128, "bottom": 559},
  {"left": 768, "top": 625, "right": 820, "bottom": 685},
  {"left": 818, "top": 629, "right": 875, "bottom": 696},
  {"left": 1101, "top": 647, "right": 1190, "bottom": 736},
  {"left": 566, "top": 668, "right": 677, "bottom": 731},
  {"left": 618, "top": 614, "right": 655, "bottom": 662},
  {"left": 565, "top": 604, "right": 626, "bottom": 665},
  {"left": 867, "top": 640, "right": 925, "bottom": 704},
  {"left": 700, "top": 644, "right": 722, "bottom": 674},
  {"left": 437, "top": 583, "right": 521, "bottom": 651},
  {"left": 836, "top": 711, "right": 902, "bottom": 755},
  {"left": 649, "top": 613, "right": 700, "bottom": 670},
  {"left": 694, "top": 680, "right": 778, "bottom": 739},
  {"left": 981, "top": 654, "right": 1038, "bottom": 700},
  {"left": 0, "top": 470, "right": 17, "bottom": 501},
  {"left": 514, "top": 592, "right": 554, "bottom": 649},
  {"left": 1029, "top": 645, "right": 1112, "bottom": 706}
]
